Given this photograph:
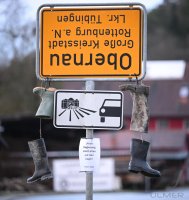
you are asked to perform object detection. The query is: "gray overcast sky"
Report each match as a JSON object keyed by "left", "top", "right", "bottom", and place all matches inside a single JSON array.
[{"left": 23, "top": 0, "right": 164, "bottom": 21}]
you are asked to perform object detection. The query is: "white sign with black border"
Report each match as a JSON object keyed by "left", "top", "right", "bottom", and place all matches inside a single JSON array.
[{"left": 53, "top": 90, "right": 123, "bottom": 130}]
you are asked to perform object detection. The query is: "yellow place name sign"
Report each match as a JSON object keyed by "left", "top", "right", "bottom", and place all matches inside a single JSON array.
[{"left": 38, "top": 5, "right": 145, "bottom": 80}]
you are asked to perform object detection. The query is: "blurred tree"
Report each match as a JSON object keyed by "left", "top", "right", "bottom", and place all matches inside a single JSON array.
[
  {"left": 148, "top": 0, "right": 189, "bottom": 60},
  {"left": 0, "top": 0, "right": 35, "bottom": 66},
  {"left": 173, "top": 0, "right": 189, "bottom": 38},
  {"left": 0, "top": 53, "right": 38, "bottom": 116}
]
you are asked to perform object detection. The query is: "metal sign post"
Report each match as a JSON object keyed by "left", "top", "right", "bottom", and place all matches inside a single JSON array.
[
  {"left": 85, "top": 80, "right": 95, "bottom": 200},
  {"left": 35, "top": 2, "right": 147, "bottom": 197}
]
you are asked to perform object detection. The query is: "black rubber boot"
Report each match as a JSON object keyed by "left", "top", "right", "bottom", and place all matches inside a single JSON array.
[
  {"left": 128, "top": 139, "right": 161, "bottom": 177},
  {"left": 27, "top": 138, "right": 53, "bottom": 183},
  {"left": 120, "top": 84, "right": 149, "bottom": 133}
]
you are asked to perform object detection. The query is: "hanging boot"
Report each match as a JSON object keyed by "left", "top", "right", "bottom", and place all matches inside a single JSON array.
[
  {"left": 27, "top": 138, "right": 53, "bottom": 183},
  {"left": 120, "top": 84, "right": 149, "bottom": 133},
  {"left": 128, "top": 138, "right": 161, "bottom": 177},
  {"left": 33, "top": 87, "right": 56, "bottom": 119}
]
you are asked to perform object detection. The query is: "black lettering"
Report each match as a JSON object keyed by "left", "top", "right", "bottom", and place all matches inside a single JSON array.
[
  {"left": 120, "top": 53, "right": 131, "bottom": 70},
  {"left": 74, "top": 54, "right": 83, "bottom": 66},
  {"left": 48, "top": 41, "right": 51, "bottom": 48},
  {"left": 62, "top": 54, "right": 71, "bottom": 66},
  {"left": 57, "top": 16, "right": 62, "bottom": 22},
  {"left": 128, "top": 40, "right": 134, "bottom": 48},
  {"left": 114, "top": 15, "right": 119, "bottom": 22},
  {"left": 50, "top": 54, "right": 59, "bottom": 66},
  {"left": 70, "top": 13, "right": 74, "bottom": 22},
  {"left": 117, "top": 40, "right": 122, "bottom": 46},
  {"left": 85, "top": 54, "right": 93, "bottom": 65},
  {"left": 104, "top": 40, "right": 109, "bottom": 46},
  {"left": 63, "top": 16, "right": 68, "bottom": 22},
  {"left": 96, "top": 53, "right": 105, "bottom": 65},
  {"left": 125, "top": 29, "right": 131, "bottom": 37},
  {"left": 54, "top": 30, "right": 61, "bottom": 38},
  {"left": 108, "top": 53, "right": 117, "bottom": 70},
  {"left": 68, "top": 40, "right": 72, "bottom": 47},
  {"left": 74, "top": 40, "right": 78, "bottom": 47},
  {"left": 76, "top": 27, "right": 81, "bottom": 35}
]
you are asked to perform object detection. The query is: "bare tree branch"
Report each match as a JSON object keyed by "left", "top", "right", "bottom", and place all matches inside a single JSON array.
[{"left": 0, "top": 0, "right": 35, "bottom": 64}]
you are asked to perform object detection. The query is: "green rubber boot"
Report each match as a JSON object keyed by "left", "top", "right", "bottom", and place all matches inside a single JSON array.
[{"left": 33, "top": 87, "right": 56, "bottom": 119}]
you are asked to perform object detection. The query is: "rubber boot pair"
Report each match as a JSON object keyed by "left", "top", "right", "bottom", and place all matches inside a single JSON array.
[
  {"left": 27, "top": 138, "right": 53, "bottom": 183},
  {"left": 27, "top": 87, "right": 56, "bottom": 183},
  {"left": 120, "top": 84, "right": 161, "bottom": 177}
]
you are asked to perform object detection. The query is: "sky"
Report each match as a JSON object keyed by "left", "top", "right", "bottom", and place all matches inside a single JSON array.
[{"left": 23, "top": 0, "right": 164, "bottom": 21}]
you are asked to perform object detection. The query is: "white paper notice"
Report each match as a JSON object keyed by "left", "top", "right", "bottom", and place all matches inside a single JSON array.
[{"left": 79, "top": 138, "right": 100, "bottom": 172}]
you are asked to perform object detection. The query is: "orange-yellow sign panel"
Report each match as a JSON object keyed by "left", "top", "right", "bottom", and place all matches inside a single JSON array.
[{"left": 39, "top": 7, "right": 143, "bottom": 79}]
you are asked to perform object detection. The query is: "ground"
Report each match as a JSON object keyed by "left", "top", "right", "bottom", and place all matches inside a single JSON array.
[{"left": 0, "top": 187, "right": 189, "bottom": 200}]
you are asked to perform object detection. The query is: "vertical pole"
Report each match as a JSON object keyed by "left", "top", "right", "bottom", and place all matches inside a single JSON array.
[
  {"left": 86, "top": 129, "right": 93, "bottom": 200},
  {"left": 85, "top": 80, "right": 95, "bottom": 200}
]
